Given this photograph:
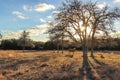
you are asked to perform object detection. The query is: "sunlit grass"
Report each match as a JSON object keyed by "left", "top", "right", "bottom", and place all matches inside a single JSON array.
[{"left": 0, "top": 50, "right": 120, "bottom": 80}]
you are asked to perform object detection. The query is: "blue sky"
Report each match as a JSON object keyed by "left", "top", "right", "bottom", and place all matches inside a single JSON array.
[{"left": 0, "top": 0, "right": 120, "bottom": 42}]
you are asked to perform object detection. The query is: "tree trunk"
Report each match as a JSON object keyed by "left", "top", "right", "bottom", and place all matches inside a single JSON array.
[
  {"left": 61, "top": 33, "right": 64, "bottom": 54},
  {"left": 91, "top": 36, "right": 94, "bottom": 57},
  {"left": 90, "top": 29, "right": 95, "bottom": 57},
  {"left": 82, "top": 30, "right": 88, "bottom": 68},
  {"left": 82, "top": 40, "right": 88, "bottom": 68},
  {"left": 57, "top": 39, "right": 59, "bottom": 53},
  {"left": 57, "top": 44, "right": 59, "bottom": 53},
  {"left": 23, "top": 40, "right": 25, "bottom": 52},
  {"left": 23, "top": 45, "right": 25, "bottom": 52},
  {"left": 61, "top": 39, "right": 64, "bottom": 54}
]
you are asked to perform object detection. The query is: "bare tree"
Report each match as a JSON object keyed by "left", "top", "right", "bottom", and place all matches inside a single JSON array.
[
  {"left": 0, "top": 32, "right": 2, "bottom": 45},
  {"left": 48, "top": 0, "right": 120, "bottom": 66},
  {"left": 19, "top": 30, "right": 29, "bottom": 51},
  {"left": 0, "top": 32, "right": 2, "bottom": 40},
  {"left": 48, "top": 22, "right": 65, "bottom": 53},
  {"left": 53, "top": 0, "right": 94, "bottom": 64}
]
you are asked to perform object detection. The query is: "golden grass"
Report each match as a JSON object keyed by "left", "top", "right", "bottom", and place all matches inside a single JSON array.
[{"left": 0, "top": 50, "right": 120, "bottom": 80}]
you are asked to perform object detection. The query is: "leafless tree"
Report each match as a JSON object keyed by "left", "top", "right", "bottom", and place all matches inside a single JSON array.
[
  {"left": 48, "top": 0, "right": 120, "bottom": 65},
  {"left": 0, "top": 32, "right": 2, "bottom": 45},
  {"left": 48, "top": 22, "right": 66, "bottom": 53},
  {"left": 0, "top": 32, "right": 2, "bottom": 40},
  {"left": 89, "top": 3, "right": 120, "bottom": 57},
  {"left": 19, "top": 30, "right": 29, "bottom": 51}
]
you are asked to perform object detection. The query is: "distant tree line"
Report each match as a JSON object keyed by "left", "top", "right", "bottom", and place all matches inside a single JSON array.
[{"left": 0, "top": 37, "right": 120, "bottom": 51}]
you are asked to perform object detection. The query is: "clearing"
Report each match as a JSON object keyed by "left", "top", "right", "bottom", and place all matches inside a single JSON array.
[{"left": 0, "top": 50, "right": 120, "bottom": 80}]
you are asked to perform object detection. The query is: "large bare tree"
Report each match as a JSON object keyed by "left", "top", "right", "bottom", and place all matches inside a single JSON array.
[{"left": 48, "top": 0, "right": 120, "bottom": 66}]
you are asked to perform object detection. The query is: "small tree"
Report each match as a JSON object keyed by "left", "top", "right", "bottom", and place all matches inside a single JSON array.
[
  {"left": 0, "top": 33, "right": 2, "bottom": 39},
  {"left": 19, "top": 30, "right": 29, "bottom": 51},
  {"left": 48, "top": 22, "right": 65, "bottom": 53},
  {"left": 0, "top": 32, "right": 2, "bottom": 40},
  {"left": 0, "top": 32, "right": 2, "bottom": 47}
]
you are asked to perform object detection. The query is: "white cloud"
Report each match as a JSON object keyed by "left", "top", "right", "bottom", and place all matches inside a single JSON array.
[
  {"left": 23, "top": 5, "right": 32, "bottom": 11},
  {"left": 3, "top": 23, "right": 50, "bottom": 42},
  {"left": 12, "top": 11, "right": 28, "bottom": 19},
  {"left": 26, "top": 23, "right": 49, "bottom": 36},
  {"left": 47, "top": 15, "right": 52, "bottom": 19},
  {"left": 1, "top": 30, "right": 12, "bottom": 34},
  {"left": 17, "top": 15, "right": 27, "bottom": 19},
  {"left": 34, "top": 3, "right": 55, "bottom": 12},
  {"left": 26, "top": 23, "right": 50, "bottom": 41},
  {"left": 52, "top": 11, "right": 60, "bottom": 14},
  {"left": 114, "top": 0, "right": 120, "bottom": 3},
  {"left": 97, "top": 2, "right": 107, "bottom": 9},
  {"left": 12, "top": 11, "right": 22, "bottom": 15},
  {"left": 3, "top": 30, "right": 23, "bottom": 40},
  {"left": 30, "top": 23, "right": 49, "bottom": 33},
  {"left": 40, "top": 18, "right": 46, "bottom": 23}
]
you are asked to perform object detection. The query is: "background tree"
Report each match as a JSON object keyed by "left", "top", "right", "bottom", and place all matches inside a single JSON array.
[
  {"left": 43, "top": 41, "right": 56, "bottom": 50},
  {"left": 0, "top": 32, "right": 2, "bottom": 39},
  {"left": 19, "top": 30, "right": 30, "bottom": 51},
  {"left": 34, "top": 41, "right": 44, "bottom": 50},
  {"left": 89, "top": 4, "right": 120, "bottom": 57},
  {"left": 0, "top": 37, "right": 120, "bottom": 50},
  {"left": 0, "top": 32, "right": 2, "bottom": 45},
  {"left": 48, "top": 22, "right": 65, "bottom": 53},
  {"left": 1, "top": 39, "right": 20, "bottom": 50}
]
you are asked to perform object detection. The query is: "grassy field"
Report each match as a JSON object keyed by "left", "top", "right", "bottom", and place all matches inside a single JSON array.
[{"left": 0, "top": 50, "right": 120, "bottom": 80}]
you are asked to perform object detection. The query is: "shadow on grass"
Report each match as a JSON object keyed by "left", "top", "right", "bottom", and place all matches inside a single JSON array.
[
  {"left": 90, "top": 55, "right": 116, "bottom": 80},
  {"left": 91, "top": 55, "right": 105, "bottom": 65},
  {"left": 79, "top": 55, "right": 101, "bottom": 80},
  {"left": 0, "top": 58, "right": 34, "bottom": 70}
]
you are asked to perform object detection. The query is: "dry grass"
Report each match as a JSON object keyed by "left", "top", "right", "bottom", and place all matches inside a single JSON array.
[{"left": 0, "top": 50, "right": 120, "bottom": 80}]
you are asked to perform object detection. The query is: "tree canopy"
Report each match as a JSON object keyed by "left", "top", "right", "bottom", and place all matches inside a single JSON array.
[{"left": 48, "top": 0, "right": 120, "bottom": 56}]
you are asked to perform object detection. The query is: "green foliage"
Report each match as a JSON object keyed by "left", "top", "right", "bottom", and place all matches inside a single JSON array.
[
  {"left": 34, "top": 42, "right": 44, "bottom": 50},
  {"left": 0, "top": 38, "right": 120, "bottom": 50},
  {"left": 43, "top": 41, "right": 56, "bottom": 50},
  {"left": 1, "top": 39, "right": 22, "bottom": 50}
]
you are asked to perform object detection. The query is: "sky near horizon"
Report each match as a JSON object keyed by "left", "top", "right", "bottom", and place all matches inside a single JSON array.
[{"left": 0, "top": 0, "right": 120, "bottom": 42}]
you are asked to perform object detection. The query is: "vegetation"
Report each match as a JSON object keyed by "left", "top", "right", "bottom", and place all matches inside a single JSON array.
[
  {"left": 0, "top": 51, "right": 120, "bottom": 80},
  {"left": 0, "top": 37, "right": 120, "bottom": 50},
  {"left": 47, "top": 0, "right": 120, "bottom": 70},
  {"left": 19, "top": 30, "right": 30, "bottom": 51},
  {"left": 0, "top": 0, "right": 120, "bottom": 80},
  {"left": 0, "top": 32, "right": 2, "bottom": 40}
]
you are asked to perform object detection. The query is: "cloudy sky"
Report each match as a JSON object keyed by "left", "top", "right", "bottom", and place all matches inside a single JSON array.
[{"left": 0, "top": 0, "right": 120, "bottom": 42}]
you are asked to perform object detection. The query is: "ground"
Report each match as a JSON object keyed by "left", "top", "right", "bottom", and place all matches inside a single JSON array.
[{"left": 0, "top": 50, "right": 120, "bottom": 80}]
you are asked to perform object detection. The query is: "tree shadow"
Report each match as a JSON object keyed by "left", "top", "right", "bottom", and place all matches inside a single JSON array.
[
  {"left": 79, "top": 55, "right": 117, "bottom": 80},
  {"left": 91, "top": 55, "right": 105, "bottom": 66},
  {"left": 90, "top": 55, "right": 116, "bottom": 80},
  {"left": 79, "top": 55, "right": 100, "bottom": 80},
  {"left": 0, "top": 58, "right": 34, "bottom": 70}
]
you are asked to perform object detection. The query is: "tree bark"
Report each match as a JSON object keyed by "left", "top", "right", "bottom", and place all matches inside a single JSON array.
[
  {"left": 82, "top": 39, "right": 88, "bottom": 68},
  {"left": 91, "top": 36, "right": 94, "bottom": 57},
  {"left": 57, "top": 39, "right": 59, "bottom": 53},
  {"left": 90, "top": 29, "right": 95, "bottom": 57},
  {"left": 57, "top": 44, "right": 59, "bottom": 53},
  {"left": 82, "top": 28, "right": 88, "bottom": 67},
  {"left": 61, "top": 33, "right": 64, "bottom": 54}
]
